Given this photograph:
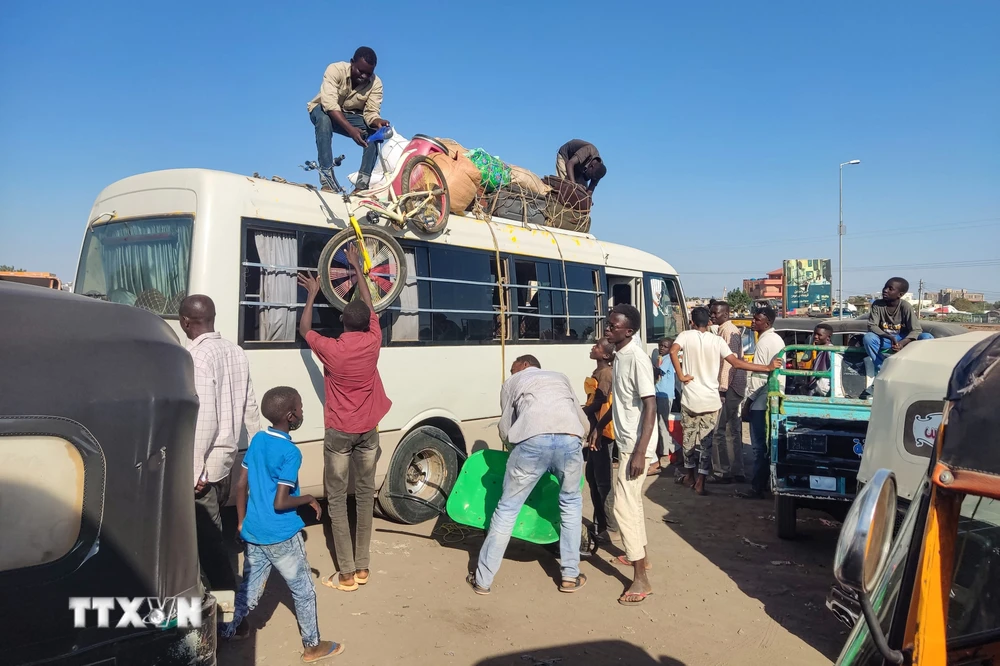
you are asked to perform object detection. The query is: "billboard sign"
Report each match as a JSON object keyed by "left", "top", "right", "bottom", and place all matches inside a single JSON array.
[{"left": 783, "top": 259, "right": 832, "bottom": 316}]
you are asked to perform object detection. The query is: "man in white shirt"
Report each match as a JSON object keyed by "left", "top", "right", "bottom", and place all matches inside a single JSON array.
[
  {"left": 590, "top": 304, "right": 657, "bottom": 605},
  {"left": 468, "top": 355, "right": 588, "bottom": 595},
  {"left": 737, "top": 306, "right": 786, "bottom": 500},
  {"left": 180, "top": 295, "right": 261, "bottom": 592},
  {"left": 670, "top": 307, "right": 782, "bottom": 495}
]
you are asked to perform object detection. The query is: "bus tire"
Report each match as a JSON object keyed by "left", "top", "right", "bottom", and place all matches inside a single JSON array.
[
  {"left": 317, "top": 226, "right": 407, "bottom": 313},
  {"left": 377, "top": 425, "right": 460, "bottom": 525},
  {"left": 775, "top": 494, "right": 797, "bottom": 539}
]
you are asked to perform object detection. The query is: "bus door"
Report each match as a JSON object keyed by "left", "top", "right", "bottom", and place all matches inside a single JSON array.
[{"left": 607, "top": 272, "right": 642, "bottom": 341}]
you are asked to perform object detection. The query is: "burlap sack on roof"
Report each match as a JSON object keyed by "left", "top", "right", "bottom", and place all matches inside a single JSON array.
[
  {"left": 430, "top": 151, "right": 480, "bottom": 215},
  {"left": 508, "top": 165, "right": 551, "bottom": 195}
]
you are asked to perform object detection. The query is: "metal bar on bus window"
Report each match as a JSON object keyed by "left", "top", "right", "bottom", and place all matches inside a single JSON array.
[
  {"left": 240, "top": 303, "right": 606, "bottom": 320},
  {"left": 242, "top": 261, "right": 319, "bottom": 272}
]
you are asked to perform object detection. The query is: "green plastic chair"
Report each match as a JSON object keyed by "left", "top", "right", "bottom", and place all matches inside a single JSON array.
[{"left": 445, "top": 449, "right": 584, "bottom": 545}]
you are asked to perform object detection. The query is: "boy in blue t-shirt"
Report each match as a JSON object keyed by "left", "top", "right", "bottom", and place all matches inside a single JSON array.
[
  {"left": 651, "top": 337, "right": 677, "bottom": 470},
  {"left": 220, "top": 386, "right": 344, "bottom": 663}
]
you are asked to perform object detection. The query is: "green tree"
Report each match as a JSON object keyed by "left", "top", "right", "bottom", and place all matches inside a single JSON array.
[
  {"left": 992, "top": 300, "right": 1000, "bottom": 310},
  {"left": 0, "top": 265, "right": 26, "bottom": 272},
  {"left": 952, "top": 298, "right": 986, "bottom": 313},
  {"left": 726, "top": 289, "right": 752, "bottom": 313}
]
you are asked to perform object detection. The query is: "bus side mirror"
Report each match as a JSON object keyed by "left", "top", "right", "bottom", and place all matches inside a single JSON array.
[{"left": 834, "top": 468, "right": 904, "bottom": 664}]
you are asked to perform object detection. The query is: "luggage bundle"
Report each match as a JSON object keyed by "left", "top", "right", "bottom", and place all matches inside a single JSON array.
[{"left": 429, "top": 139, "right": 593, "bottom": 233}]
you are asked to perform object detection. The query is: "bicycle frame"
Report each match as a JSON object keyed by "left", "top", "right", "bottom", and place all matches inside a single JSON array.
[{"left": 353, "top": 145, "right": 442, "bottom": 227}]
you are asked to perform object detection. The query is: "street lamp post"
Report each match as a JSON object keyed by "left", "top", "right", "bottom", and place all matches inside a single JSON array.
[{"left": 839, "top": 159, "right": 861, "bottom": 319}]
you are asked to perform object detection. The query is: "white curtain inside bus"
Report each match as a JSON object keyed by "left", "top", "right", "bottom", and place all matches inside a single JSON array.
[
  {"left": 254, "top": 231, "right": 297, "bottom": 341},
  {"left": 391, "top": 250, "right": 419, "bottom": 341}
]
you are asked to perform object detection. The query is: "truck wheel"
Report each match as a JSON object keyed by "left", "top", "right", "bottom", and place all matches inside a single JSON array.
[
  {"left": 377, "top": 426, "right": 460, "bottom": 524},
  {"left": 775, "top": 494, "right": 797, "bottom": 539}
]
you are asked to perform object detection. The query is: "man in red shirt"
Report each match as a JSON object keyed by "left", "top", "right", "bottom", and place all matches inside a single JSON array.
[{"left": 299, "top": 245, "right": 391, "bottom": 592}]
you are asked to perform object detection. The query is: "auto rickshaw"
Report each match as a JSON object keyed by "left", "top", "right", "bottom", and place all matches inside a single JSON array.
[
  {"left": 832, "top": 332, "right": 1000, "bottom": 665},
  {"left": 827, "top": 331, "right": 995, "bottom": 628},
  {"left": 0, "top": 283, "right": 216, "bottom": 665}
]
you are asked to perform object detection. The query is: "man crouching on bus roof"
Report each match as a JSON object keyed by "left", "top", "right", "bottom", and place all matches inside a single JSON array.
[
  {"left": 298, "top": 246, "right": 391, "bottom": 593},
  {"left": 307, "top": 46, "right": 391, "bottom": 192}
]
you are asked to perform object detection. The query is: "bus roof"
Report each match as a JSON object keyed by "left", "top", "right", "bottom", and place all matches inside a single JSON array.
[{"left": 88, "top": 168, "right": 679, "bottom": 276}]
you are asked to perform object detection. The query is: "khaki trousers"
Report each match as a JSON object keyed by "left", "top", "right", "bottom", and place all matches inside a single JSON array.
[{"left": 613, "top": 453, "right": 648, "bottom": 562}]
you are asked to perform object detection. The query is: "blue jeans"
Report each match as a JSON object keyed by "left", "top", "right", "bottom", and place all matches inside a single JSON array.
[
  {"left": 475, "top": 434, "right": 584, "bottom": 589},
  {"left": 863, "top": 331, "right": 933, "bottom": 371},
  {"left": 309, "top": 105, "right": 379, "bottom": 185},
  {"left": 221, "top": 532, "right": 320, "bottom": 647},
  {"left": 750, "top": 409, "right": 769, "bottom": 495}
]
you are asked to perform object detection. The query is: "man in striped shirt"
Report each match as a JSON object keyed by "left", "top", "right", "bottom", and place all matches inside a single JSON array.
[{"left": 181, "top": 295, "right": 261, "bottom": 592}]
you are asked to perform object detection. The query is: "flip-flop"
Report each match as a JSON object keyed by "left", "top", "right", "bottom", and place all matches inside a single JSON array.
[
  {"left": 466, "top": 573, "right": 490, "bottom": 595},
  {"left": 618, "top": 591, "right": 653, "bottom": 605},
  {"left": 674, "top": 475, "right": 694, "bottom": 487},
  {"left": 613, "top": 555, "right": 652, "bottom": 570},
  {"left": 559, "top": 574, "right": 587, "bottom": 593},
  {"left": 321, "top": 574, "right": 358, "bottom": 592},
  {"left": 301, "top": 641, "right": 346, "bottom": 663},
  {"left": 355, "top": 570, "right": 370, "bottom": 586}
]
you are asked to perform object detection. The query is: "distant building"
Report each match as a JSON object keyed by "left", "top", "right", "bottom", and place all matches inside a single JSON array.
[
  {"left": 743, "top": 268, "right": 783, "bottom": 303},
  {"left": 902, "top": 293, "right": 935, "bottom": 310},
  {"left": 938, "top": 288, "right": 984, "bottom": 305}
]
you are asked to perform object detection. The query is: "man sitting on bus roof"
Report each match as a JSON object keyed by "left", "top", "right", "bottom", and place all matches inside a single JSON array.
[
  {"left": 863, "top": 277, "right": 933, "bottom": 373},
  {"left": 307, "top": 46, "right": 390, "bottom": 192}
]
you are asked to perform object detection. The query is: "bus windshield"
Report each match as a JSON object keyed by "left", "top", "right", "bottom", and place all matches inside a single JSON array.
[{"left": 75, "top": 216, "right": 193, "bottom": 316}]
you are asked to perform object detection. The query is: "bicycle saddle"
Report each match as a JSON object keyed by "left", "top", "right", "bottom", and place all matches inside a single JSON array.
[{"left": 367, "top": 125, "right": 393, "bottom": 144}]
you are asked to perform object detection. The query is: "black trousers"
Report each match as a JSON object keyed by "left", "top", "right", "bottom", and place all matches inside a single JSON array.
[
  {"left": 584, "top": 436, "right": 618, "bottom": 533},
  {"left": 195, "top": 473, "right": 237, "bottom": 591}
]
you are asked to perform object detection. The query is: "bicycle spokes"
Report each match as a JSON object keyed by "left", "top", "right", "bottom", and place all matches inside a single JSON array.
[{"left": 327, "top": 239, "right": 401, "bottom": 304}]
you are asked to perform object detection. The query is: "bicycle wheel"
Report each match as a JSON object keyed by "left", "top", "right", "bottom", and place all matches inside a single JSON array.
[
  {"left": 399, "top": 155, "right": 451, "bottom": 234},
  {"left": 317, "top": 226, "right": 408, "bottom": 313}
]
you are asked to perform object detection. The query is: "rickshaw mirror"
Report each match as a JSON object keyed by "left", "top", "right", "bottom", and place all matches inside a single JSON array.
[{"left": 834, "top": 468, "right": 897, "bottom": 595}]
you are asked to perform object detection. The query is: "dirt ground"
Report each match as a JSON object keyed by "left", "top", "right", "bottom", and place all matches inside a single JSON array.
[{"left": 218, "top": 450, "right": 851, "bottom": 666}]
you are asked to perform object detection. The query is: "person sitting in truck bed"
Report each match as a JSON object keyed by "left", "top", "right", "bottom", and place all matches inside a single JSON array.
[
  {"left": 556, "top": 140, "right": 607, "bottom": 194},
  {"left": 863, "top": 277, "right": 933, "bottom": 373}
]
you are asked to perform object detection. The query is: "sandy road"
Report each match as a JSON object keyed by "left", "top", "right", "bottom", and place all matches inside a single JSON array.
[{"left": 218, "top": 458, "right": 851, "bottom": 666}]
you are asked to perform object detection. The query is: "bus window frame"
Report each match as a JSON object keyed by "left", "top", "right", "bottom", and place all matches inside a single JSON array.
[{"left": 237, "top": 217, "right": 609, "bottom": 350}]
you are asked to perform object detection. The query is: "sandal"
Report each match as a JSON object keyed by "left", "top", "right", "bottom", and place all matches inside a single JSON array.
[
  {"left": 466, "top": 573, "right": 490, "bottom": 596},
  {"left": 321, "top": 573, "right": 359, "bottom": 592},
  {"left": 355, "top": 570, "right": 370, "bottom": 585},
  {"left": 674, "top": 474, "right": 695, "bottom": 488},
  {"left": 613, "top": 555, "right": 652, "bottom": 570},
  {"left": 559, "top": 574, "right": 587, "bottom": 593},
  {"left": 301, "top": 641, "right": 346, "bottom": 663},
  {"left": 618, "top": 591, "right": 653, "bottom": 605}
]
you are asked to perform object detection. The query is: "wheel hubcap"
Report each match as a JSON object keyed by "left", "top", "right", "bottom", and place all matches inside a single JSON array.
[{"left": 404, "top": 447, "right": 447, "bottom": 499}]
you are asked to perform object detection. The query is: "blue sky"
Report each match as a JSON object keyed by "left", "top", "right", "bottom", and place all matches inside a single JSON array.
[{"left": 1, "top": 0, "right": 998, "bottom": 301}]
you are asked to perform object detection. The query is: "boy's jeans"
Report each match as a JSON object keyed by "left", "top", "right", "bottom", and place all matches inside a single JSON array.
[
  {"left": 863, "top": 331, "right": 933, "bottom": 371},
  {"left": 221, "top": 532, "right": 319, "bottom": 648},
  {"left": 475, "top": 434, "right": 584, "bottom": 589}
]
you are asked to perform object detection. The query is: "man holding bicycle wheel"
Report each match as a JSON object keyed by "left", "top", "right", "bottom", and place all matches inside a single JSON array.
[
  {"left": 308, "top": 46, "right": 390, "bottom": 192},
  {"left": 298, "top": 246, "right": 391, "bottom": 592}
]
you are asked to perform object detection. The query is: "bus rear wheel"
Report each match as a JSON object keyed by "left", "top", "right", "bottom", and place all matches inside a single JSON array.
[{"left": 377, "top": 426, "right": 460, "bottom": 524}]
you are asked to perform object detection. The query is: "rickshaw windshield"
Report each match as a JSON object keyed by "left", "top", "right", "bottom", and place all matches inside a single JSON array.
[
  {"left": 837, "top": 485, "right": 1000, "bottom": 665},
  {"left": 837, "top": 479, "right": 924, "bottom": 665}
]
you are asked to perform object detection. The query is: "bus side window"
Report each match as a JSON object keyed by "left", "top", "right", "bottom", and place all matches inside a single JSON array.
[{"left": 645, "top": 274, "right": 685, "bottom": 341}]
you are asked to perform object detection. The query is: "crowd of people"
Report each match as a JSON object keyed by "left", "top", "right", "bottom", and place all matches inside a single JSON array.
[
  {"left": 182, "top": 246, "right": 383, "bottom": 662},
  {"left": 182, "top": 261, "right": 931, "bottom": 660}
]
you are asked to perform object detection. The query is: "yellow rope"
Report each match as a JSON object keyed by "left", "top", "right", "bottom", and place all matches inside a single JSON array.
[{"left": 483, "top": 216, "right": 507, "bottom": 380}]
